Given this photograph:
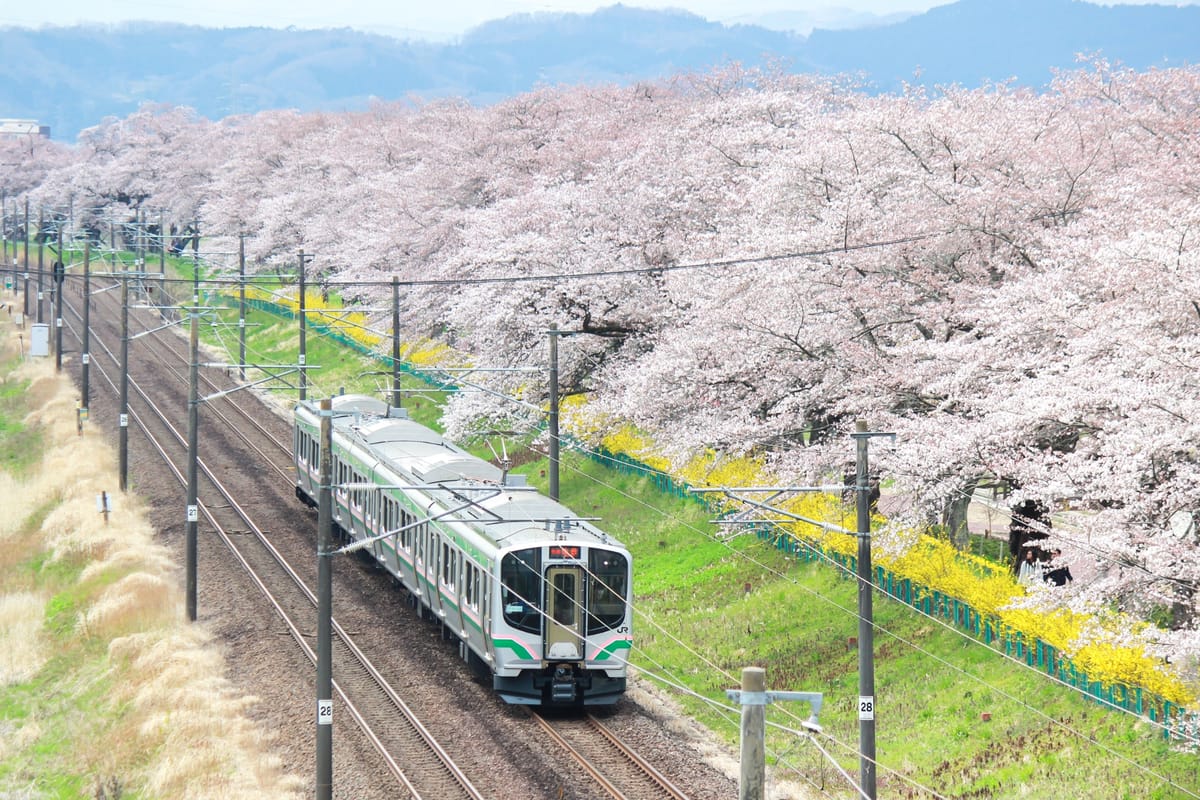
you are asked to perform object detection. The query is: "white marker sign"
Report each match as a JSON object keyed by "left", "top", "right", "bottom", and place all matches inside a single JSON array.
[{"left": 858, "top": 696, "right": 875, "bottom": 721}]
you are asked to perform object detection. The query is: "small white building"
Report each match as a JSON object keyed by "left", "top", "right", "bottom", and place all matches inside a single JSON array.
[{"left": 0, "top": 119, "right": 51, "bottom": 139}]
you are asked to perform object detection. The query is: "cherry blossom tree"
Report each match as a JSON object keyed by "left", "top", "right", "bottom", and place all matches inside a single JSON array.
[{"left": 8, "top": 60, "right": 1200, "bottom": 642}]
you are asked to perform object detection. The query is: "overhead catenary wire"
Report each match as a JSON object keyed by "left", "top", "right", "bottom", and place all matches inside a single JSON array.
[{"left": 41, "top": 228, "right": 949, "bottom": 292}]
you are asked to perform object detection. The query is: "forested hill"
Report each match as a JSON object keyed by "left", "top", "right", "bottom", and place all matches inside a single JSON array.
[{"left": 2, "top": 0, "right": 1199, "bottom": 142}]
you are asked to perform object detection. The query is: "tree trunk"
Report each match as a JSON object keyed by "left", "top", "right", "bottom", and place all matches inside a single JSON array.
[{"left": 942, "top": 477, "right": 980, "bottom": 550}]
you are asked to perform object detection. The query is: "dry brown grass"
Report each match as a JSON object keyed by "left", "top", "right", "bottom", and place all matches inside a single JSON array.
[
  {"left": 0, "top": 593, "right": 48, "bottom": 686},
  {"left": 0, "top": 319, "right": 304, "bottom": 799}
]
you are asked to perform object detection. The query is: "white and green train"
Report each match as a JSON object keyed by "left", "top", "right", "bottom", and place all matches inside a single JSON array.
[{"left": 293, "top": 395, "right": 632, "bottom": 706}]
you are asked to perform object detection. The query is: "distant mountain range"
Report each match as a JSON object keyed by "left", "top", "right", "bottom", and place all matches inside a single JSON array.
[{"left": 2, "top": 0, "right": 1198, "bottom": 142}]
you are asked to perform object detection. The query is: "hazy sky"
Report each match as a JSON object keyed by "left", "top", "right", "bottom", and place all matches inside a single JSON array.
[{"left": 3, "top": 0, "right": 1193, "bottom": 38}]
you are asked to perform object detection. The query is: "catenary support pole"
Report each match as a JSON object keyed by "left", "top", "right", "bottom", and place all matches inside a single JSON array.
[
  {"left": 186, "top": 303, "right": 200, "bottom": 622},
  {"left": 238, "top": 233, "right": 246, "bottom": 382},
  {"left": 159, "top": 210, "right": 166, "bottom": 277},
  {"left": 118, "top": 273, "right": 130, "bottom": 492},
  {"left": 548, "top": 323, "right": 560, "bottom": 501},
  {"left": 36, "top": 208, "right": 43, "bottom": 324},
  {"left": 853, "top": 419, "right": 879, "bottom": 799},
  {"left": 22, "top": 199, "right": 29, "bottom": 316},
  {"left": 392, "top": 276, "right": 401, "bottom": 409},
  {"left": 298, "top": 250, "right": 307, "bottom": 402},
  {"left": 316, "top": 397, "right": 334, "bottom": 800},
  {"left": 849, "top": 422, "right": 878, "bottom": 796},
  {"left": 54, "top": 226, "right": 63, "bottom": 370},
  {"left": 81, "top": 244, "right": 90, "bottom": 412}
]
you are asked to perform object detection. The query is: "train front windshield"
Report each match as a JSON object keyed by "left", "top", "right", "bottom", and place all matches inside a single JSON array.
[
  {"left": 500, "top": 547, "right": 629, "bottom": 636},
  {"left": 587, "top": 550, "right": 628, "bottom": 633},
  {"left": 501, "top": 549, "right": 543, "bottom": 633}
]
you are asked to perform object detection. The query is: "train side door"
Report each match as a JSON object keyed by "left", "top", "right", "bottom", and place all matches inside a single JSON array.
[{"left": 544, "top": 566, "right": 584, "bottom": 660}]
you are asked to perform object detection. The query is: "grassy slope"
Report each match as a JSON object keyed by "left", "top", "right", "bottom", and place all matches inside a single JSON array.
[
  {"left": 201, "top": 295, "right": 1200, "bottom": 799},
  {"left": 0, "top": 318, "right": 303, "bottom": 799}
]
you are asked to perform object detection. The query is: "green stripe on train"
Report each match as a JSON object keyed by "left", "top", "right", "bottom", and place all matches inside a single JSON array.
[
  {"left": 596, "top": 640, "right": 632, "bottom": 661},
  {"left": 492, "top": 638, "right": 535, "bottom": 660}
]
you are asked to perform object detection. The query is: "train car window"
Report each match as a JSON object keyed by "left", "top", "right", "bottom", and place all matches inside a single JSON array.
[
  {"left": 441, "top": 541, "right": 453, "bottom": 588},
  {"left": 472, "top": 563, "right": 482, "bottom": 614},
  {"left": 500, "top": 549, "right": 542, "bottom": 634},
  {"left": 465, "top": 563, "right": 477, "bottom": 609},
  {"left": 429, "top": 529, "right": 437, "bottom": 576},
  {"left": 587, "top": 550, "right": 629, "bottom": 634},
  {"left": 401, "top": 511, "right": 413, "bottom": 551}
]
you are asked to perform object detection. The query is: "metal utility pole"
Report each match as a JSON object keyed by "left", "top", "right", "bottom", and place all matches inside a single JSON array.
[
  {"left": 316, "top": 397, "right": 334, "bottom": 800},
  {"left": 548, "top": 324, "right": 560, "bottom": 500},
  {"left": 391, "top": 276, "right": 401, "bottom": 409},
  {"left": 36, "top": 208, "right": 43, "bottom": 324},
  {"left": 159, "top": 210, "right": 166, "bottom": 277},
  {"left": 238, "top": 234, "right": 246, "bottom": 382},
  {"left": 851, "top": 420, "right": 893, "bottom": 800},
  {"left": 19, "top": 200, "right": 27, "bottom": 316},
  {"left": 81, "top": 244, "right": 90, "bottom": 413},
  {"left": 192, "top": 249, "right": 200, "bottom": 306},
  {"left": 186, "top": 302, "right": 200, "bottom": 622},
  {"left": 54, "top": 230, "right": 63, "bottom": 370},
  {"left": 119, "top": 273, "right": 130, "bottom": 491},
  {"left": 298, "top": 250, "right": 308, "bottom": 402}
]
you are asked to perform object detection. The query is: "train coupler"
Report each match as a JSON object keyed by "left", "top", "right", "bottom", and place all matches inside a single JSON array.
[{"left": 549, "top": 665, "right": 579, "bottom": 704}]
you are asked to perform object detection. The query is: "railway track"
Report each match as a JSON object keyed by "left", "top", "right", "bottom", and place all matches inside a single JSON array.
[
  {"left": 57, "top": 275, "right": 484, "bottom": 800},
  {"left": 34, "top": 267, "right": 728, "bottom": 800},
  {"left": 531, "top": 712, "right": 693, "bottom": 800}
]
